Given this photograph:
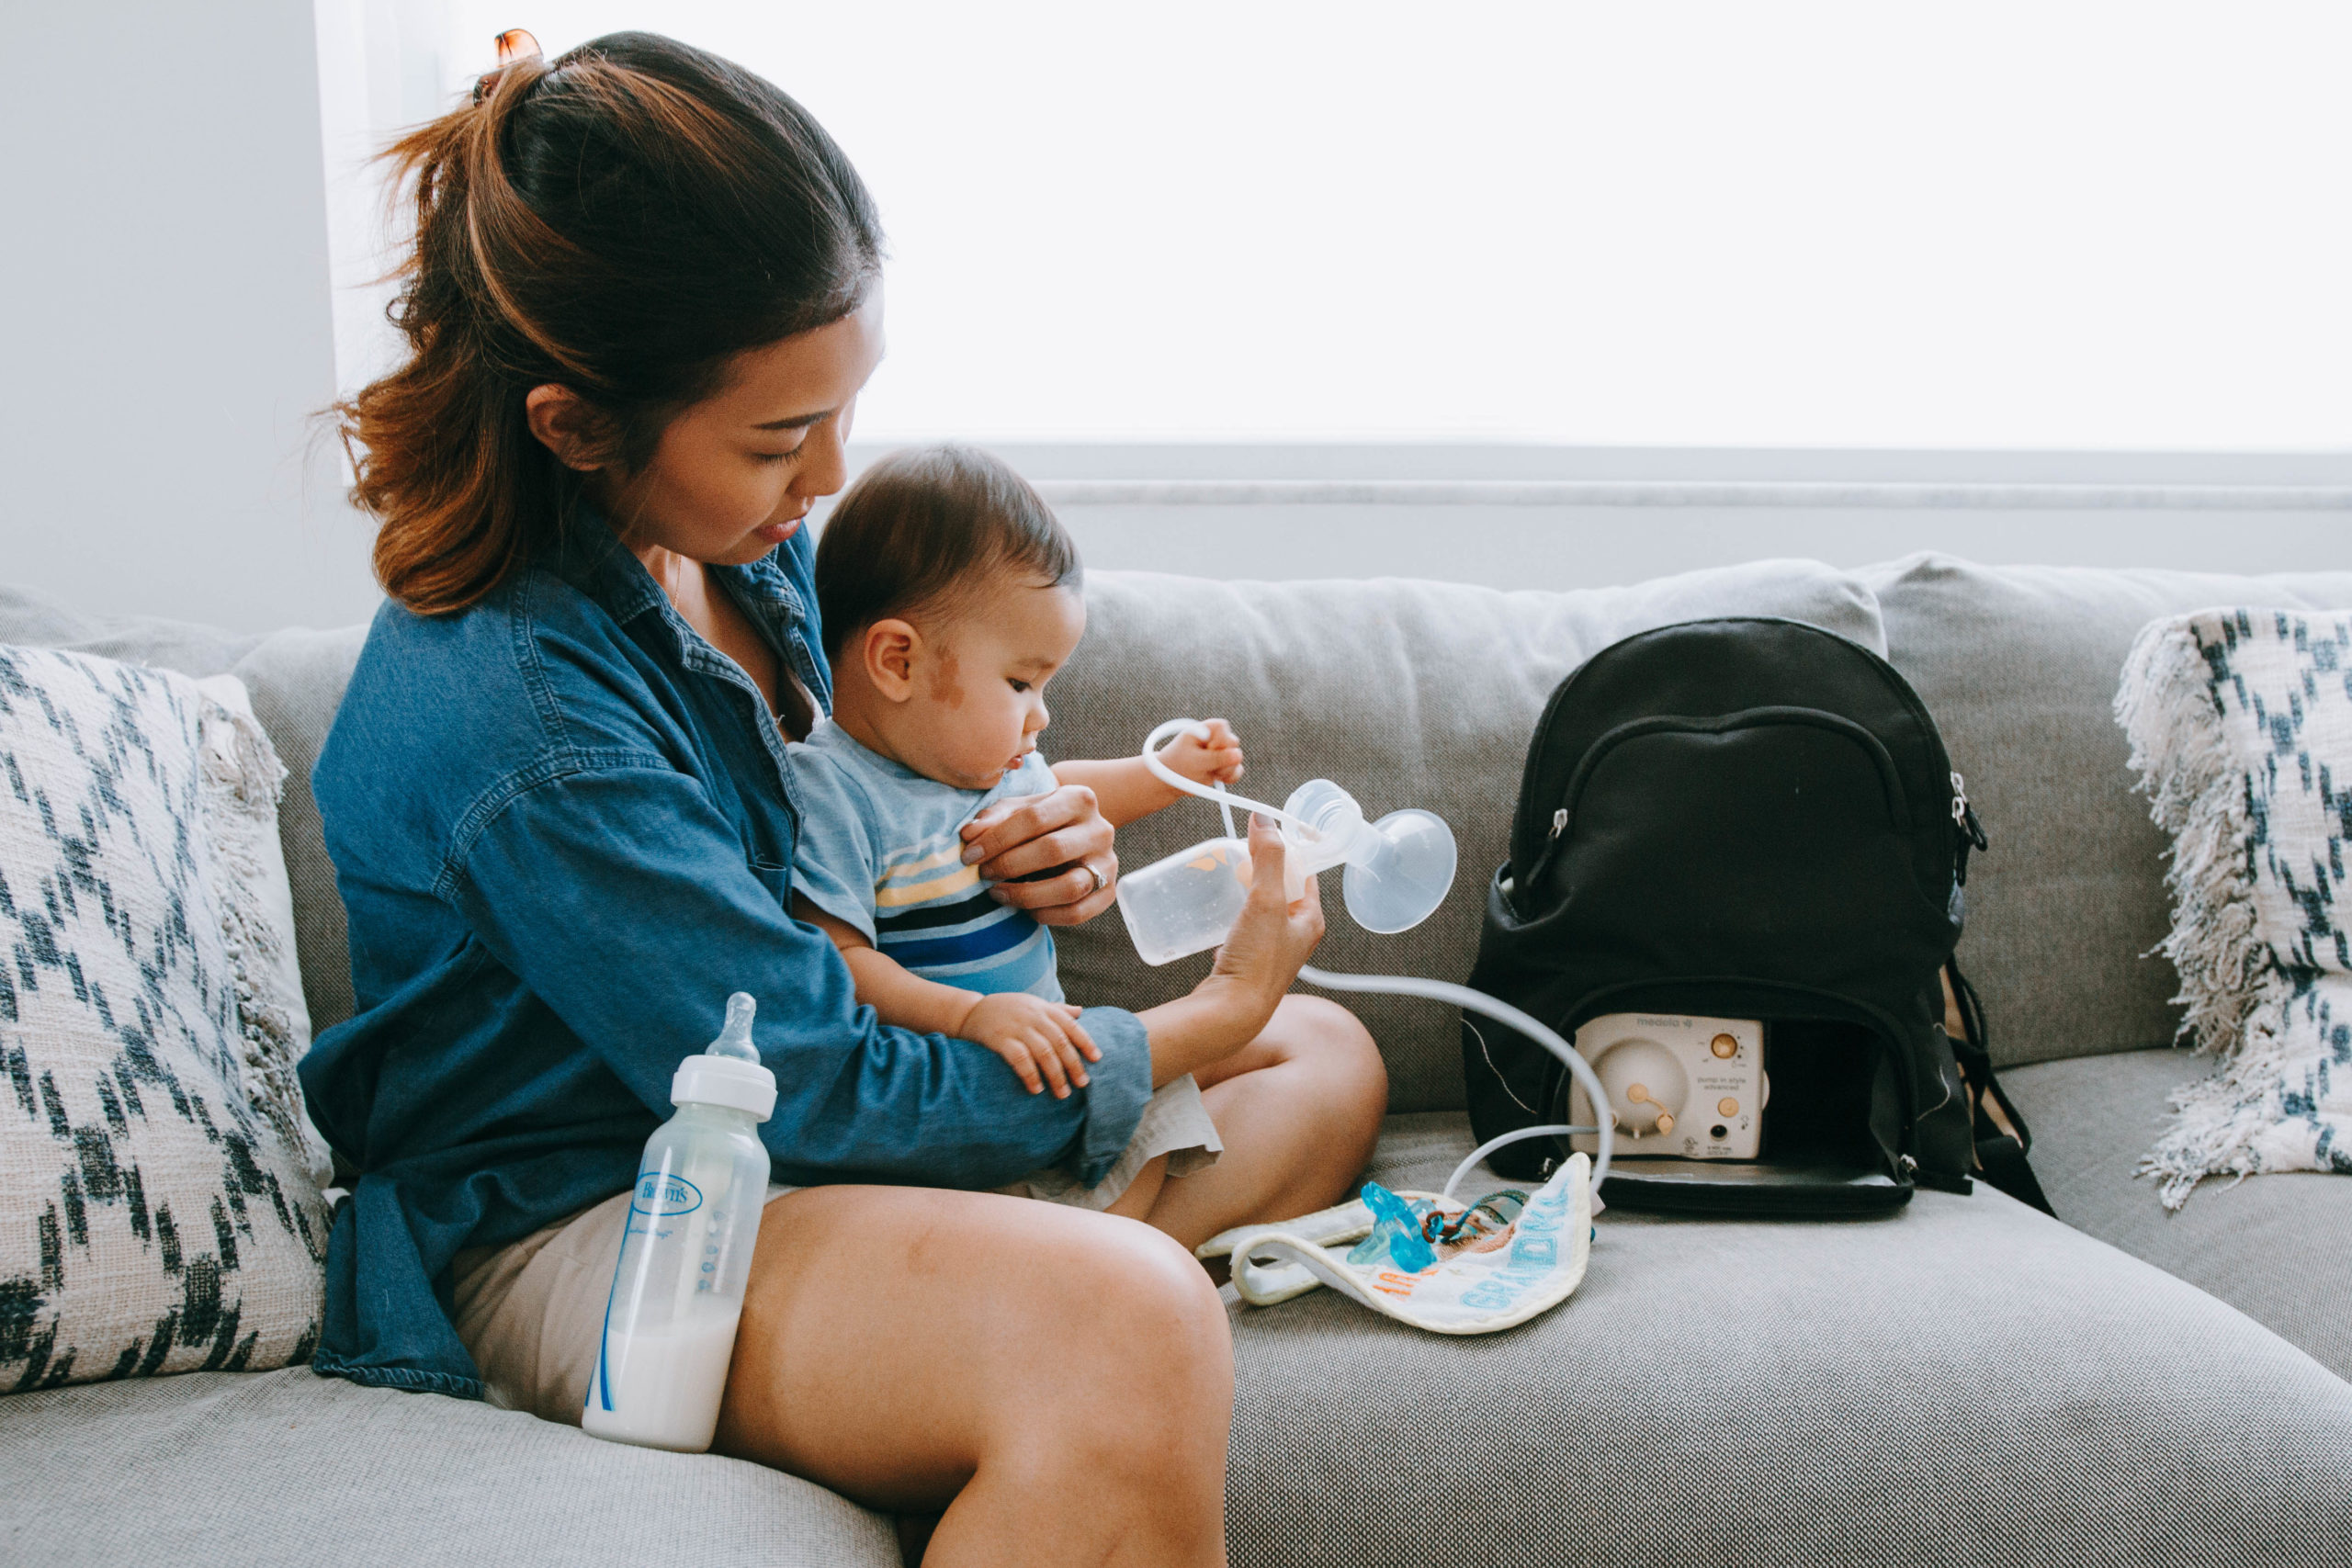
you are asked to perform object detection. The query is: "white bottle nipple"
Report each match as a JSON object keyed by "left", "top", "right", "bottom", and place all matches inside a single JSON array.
[
  {"left": 707, "top": 992, "right": 760, "bottom": 1062},
  {"left": 670, "top": 993, "right": 776, "bottom": 1122}
]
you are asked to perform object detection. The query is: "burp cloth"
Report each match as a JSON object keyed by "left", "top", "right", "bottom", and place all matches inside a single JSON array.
[{"left": 1197, "top": 1153, "right": 1592, "bottom": 1334}]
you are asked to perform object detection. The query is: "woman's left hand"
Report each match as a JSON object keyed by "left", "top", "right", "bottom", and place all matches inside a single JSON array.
[{"left": 960, "top": 784, "right": 1119, "bottom": 927}]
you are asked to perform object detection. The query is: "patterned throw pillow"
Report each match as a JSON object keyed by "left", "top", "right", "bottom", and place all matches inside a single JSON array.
[
  {"left": 2, "top": 647, "right": 330, "bottom": 1390},
  {"left": 2117, "top": 610, "right": 2352, "bottom": 1208}
]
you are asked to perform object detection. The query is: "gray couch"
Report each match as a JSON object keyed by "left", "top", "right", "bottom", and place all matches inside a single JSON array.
[{"left": 6, "top": 553, "right": 2352, "bottom": 1568}]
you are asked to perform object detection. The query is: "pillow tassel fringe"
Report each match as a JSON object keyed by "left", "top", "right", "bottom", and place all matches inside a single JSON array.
[
  {"left": 2117, "top": 618, "right": 2278, "bottom": 1209},
  {"left": 198, "top": 695, "right": 332, "bottom": 1190},
  {"left": 2116, "top": 614, "right": 2351, "bottom": 1209}
]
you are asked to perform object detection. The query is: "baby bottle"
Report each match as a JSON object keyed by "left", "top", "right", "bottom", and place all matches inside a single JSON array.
[{"left": 583, "top": 992, "right": 777, "bottom": 1453}]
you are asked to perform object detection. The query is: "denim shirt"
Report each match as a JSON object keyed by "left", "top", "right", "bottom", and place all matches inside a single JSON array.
[{"left": 299, "top": 519, "right": 1151, "bottom": 1397}]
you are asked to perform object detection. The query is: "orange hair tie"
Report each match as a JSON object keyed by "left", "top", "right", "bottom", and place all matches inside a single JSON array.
[{"left": 472, "top": 28, "right": 544, "bottom": 103}]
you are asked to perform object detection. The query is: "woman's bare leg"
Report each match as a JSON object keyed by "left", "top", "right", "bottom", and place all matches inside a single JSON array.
[
  {"left": 1103, "top": 1153, "right": 1171, "bottom": 1223},
  {"left": 1139, "top": 994, "right": 1387, "bottom": 1250},
  {"left": 716, "top": 1185, "right": 1231, "bottom": 1568}
]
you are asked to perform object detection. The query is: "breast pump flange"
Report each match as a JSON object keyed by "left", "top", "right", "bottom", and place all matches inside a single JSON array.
[{"left": 1120, "top": 719, "right": 1615, "bottom": 1202}]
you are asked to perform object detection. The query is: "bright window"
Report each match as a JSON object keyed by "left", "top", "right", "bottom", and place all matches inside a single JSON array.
[{"left": 345, "top": 2, "right": 2352, "bottom": 448}]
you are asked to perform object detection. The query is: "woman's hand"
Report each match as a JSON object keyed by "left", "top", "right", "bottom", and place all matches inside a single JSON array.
[
  {"left": 960, "top": 784, "right": 1119, "bottom": 928},
  {"left": 1207, "top": 813, "right": 1327, "bottom": 1014},
  {"left": 1136, "top": 814, "right": 1328, "bottom": 1086}
]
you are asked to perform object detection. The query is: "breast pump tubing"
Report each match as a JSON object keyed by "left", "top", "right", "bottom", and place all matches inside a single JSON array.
[{"left": 1139, "top": 718, "right": 1614, "bottom": 1201}]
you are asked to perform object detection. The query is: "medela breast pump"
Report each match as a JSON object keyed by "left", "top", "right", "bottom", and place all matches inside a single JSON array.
[{"left": 1118, "top": 720, "right": 1615, "bottom": 1206}]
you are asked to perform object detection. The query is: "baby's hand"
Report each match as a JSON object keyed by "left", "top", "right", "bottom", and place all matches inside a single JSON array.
[
  {"left": 1165, "top": 719, "right": 1245, "bottom": 788},
  {"left": 960, "top": 993, "right": 1102, "bottom": 1099}
]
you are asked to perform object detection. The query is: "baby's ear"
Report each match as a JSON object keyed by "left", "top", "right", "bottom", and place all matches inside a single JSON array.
[{"left": 862, "top": 618, "right": 921, "bottom": 702}]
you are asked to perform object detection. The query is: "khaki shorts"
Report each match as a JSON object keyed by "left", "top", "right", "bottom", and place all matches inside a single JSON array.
[{"left": 450, "top": 1076, "right": 1219, "bottom": 1421}]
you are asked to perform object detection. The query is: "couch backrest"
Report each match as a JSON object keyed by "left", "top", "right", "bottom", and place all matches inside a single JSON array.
[
  {"left": 37, "top": 550, "right": 2351, "bottom": 1099},
  {"left": 1865, "top": 554, "right": 2352, "bottom": 1068},
  {"left": 1045, "top": 562, "right": 1884, "bottom": 1109},
  {"left": 6, "top": 566, "right": 1883, "bottom": 1112}
]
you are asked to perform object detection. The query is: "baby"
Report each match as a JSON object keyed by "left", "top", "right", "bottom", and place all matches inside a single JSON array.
[{"left": 786, "top": 444, "right": 1243, "bottom": 1210}]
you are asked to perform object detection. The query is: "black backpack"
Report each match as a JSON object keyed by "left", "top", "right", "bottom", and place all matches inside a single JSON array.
[{"left": 1459, "top": 617, "right": 2051, "bottom": 1216}]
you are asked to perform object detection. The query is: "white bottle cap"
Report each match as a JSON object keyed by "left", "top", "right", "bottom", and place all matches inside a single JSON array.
[
  {"left": 670, "top": 993, "right": 778, "bottom": 1121},
  {"left": 671, "top": 1054, "right": 777, "bottom": 1121}
]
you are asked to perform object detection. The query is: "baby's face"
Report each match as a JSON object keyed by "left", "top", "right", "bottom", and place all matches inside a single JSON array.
[{"left": 901, "top": 578, "right": 1087, "bottom": 792}]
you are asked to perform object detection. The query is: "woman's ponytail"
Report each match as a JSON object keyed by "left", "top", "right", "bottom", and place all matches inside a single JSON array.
[{"left": 334, "top": 32, "right": 883, "bottom": 616}]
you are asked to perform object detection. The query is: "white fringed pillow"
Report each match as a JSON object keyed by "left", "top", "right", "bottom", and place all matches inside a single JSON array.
[
  {"left": 1, "top": 647, "right": 330, "bottom": 1390},
  {"left": 2116, "top": 609, "right": 2352, "bottom": 1208}
]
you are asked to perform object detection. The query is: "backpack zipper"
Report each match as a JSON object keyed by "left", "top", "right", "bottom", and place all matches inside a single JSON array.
[
  {"left": 1951, "top": 772, "right": 1988, "bottom": 885},
  {"left": 1522, "top": 705, "right": 1916, "bottom": 897}
]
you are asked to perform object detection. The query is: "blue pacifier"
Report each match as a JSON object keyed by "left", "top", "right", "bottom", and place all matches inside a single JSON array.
[{"left": 1345, "top": 1181, "right": 1438, "bottom": 1273}]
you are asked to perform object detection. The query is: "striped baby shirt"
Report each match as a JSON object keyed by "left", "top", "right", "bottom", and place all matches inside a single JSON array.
[{"left": 785, "top": 718, "right": 1062, "bottom": 1001}]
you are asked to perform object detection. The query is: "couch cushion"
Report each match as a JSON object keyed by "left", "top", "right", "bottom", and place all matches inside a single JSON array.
[
  {"left": 2, "top": 649, "right": 330, "bottom": 1392},
  {"left": 1863, "top": 554, "right": 2352, "bottom": 1068},
  {"left": 0, "top": 1367, "right": 898, "bottom": 1568},
  {"left": 1216, "top": 1110, "right": 2352, "bottom": 1568},
  {"left": 2003, "top": 1047, "right": 2352, "bottom": 1382},
  {"left": 0, "top": 584, "right": 369, "bottom": 1037},
  {"left": 1049, "top": 562, "right": 1885, "bottom": 1111}
]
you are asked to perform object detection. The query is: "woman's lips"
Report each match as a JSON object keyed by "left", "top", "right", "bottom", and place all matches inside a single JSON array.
[{"left": 754, "top": 515, "right": 805, "bottom": 545}]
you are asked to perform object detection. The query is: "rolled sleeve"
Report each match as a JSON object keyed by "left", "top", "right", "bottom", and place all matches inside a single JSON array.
[
  {"left": 1068, "top": 1007, "right": 1152, "bottom": 1185},
  {"left": 781, "top": 747, "right": 882, "bottom": 942},
  {"left": 447, "top": 761, "right": 1150, "bottom": 1189}
]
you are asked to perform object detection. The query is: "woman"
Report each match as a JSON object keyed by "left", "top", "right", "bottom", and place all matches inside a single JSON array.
[{"left": 298, "top": 30, "right": 1387, "bottom": 1566}]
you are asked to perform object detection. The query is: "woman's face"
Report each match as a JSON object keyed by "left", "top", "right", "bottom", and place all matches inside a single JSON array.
[{"left": 579, "top": 292, "right": 887, "bottom": 565}]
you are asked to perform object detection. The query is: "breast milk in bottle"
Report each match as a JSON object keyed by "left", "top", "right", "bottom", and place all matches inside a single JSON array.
[{"left": 583, "top": 992, "right": 776, "bottom": 1453}]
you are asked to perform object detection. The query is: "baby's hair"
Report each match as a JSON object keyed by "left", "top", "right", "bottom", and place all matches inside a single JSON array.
[{"left": 814, "top": 445, "right": 1082, "bottom": 662}]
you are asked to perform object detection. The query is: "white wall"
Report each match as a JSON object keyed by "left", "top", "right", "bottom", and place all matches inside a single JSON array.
[
  {"left": 438, "top": 3, "right": 2352, "bottom": 451},
  {"left": 0, "top": 0, "right": 379, "bottom": 632},
  {"left": 3, "top": 9, "right": 2346, "bottom": 637}
]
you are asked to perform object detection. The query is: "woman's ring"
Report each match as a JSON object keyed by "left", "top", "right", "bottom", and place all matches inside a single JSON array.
[{"left": 1084, "top": 861, "right": 1107, "bottom": 896}]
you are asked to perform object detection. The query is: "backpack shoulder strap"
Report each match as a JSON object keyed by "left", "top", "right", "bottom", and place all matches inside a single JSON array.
[{"left": 1942, "top": 955, "right": 2055, "bottom": 1215}]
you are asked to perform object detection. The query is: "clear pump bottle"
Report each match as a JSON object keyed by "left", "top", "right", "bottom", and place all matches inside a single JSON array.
[
  {"left": 582, "top": 993, "right": 776, "bottom": 1453},
  {"left": 1116, "top": 776, "right": 1457, "bottom": 965}
]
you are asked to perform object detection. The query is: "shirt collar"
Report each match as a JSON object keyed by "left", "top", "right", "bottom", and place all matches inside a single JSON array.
[
  {"left": 554, "top": 507, "right": 809, "bottom": 633},
  {"left": 801, "top": 715, "right": 926, "bottom": 782}
]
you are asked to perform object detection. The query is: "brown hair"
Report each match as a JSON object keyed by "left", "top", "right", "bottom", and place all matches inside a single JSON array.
[
  {"left": 813, "top": 446, "right": 1081, "bottom": 662},
  {"left": 337, "top": 32, "right": 884, "bottom": 615}
]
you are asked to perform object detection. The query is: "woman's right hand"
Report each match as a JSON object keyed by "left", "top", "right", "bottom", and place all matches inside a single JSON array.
[
  {"left": 1138, "top": 814, "right": 1327, "bottom": 1086},
  {"left": 1205, "top": 813, "right": 1326, "bottom": 1017}
]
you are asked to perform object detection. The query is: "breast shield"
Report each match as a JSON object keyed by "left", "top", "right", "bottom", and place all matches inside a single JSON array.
[{"left": 1277, "top": 781, "right": 1458, "bottom": 935}]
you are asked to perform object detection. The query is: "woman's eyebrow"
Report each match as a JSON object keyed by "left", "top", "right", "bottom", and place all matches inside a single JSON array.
[{"left": 752, "top": 408, "right": 834, "bottom": 432}]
